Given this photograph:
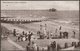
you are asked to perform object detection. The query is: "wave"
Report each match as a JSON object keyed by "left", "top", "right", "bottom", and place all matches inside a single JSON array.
[{"left": 54, "top": 20, "right": 72, "bottom": 24}]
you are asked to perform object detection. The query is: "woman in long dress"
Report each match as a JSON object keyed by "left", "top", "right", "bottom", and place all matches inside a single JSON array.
[{"left": 22, "top": 36, "right": 26, "bottom": 41}]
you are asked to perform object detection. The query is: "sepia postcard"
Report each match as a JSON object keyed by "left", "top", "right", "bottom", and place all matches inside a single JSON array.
[{"left": 1, "top": 1, "right": 79, "bottom": 51}]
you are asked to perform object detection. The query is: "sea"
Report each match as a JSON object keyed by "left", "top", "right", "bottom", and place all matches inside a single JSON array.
[{"left": 1, "top": 10, "right": 79, "bottom": 27}]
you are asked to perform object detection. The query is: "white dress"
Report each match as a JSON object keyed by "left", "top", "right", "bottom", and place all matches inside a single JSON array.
[{"left": 22, "top": 37, "right": 26, "bottom": 41}]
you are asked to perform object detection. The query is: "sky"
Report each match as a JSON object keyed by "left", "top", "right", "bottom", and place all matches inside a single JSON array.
[{"left": 1, "top": 1, "right": 79, "bottom": 10}]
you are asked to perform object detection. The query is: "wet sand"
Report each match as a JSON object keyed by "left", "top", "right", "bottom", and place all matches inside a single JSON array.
[{"left": 1, "top": 39, "right": 19, "bottom": 51}]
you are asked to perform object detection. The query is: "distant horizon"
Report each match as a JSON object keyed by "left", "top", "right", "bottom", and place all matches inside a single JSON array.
[
  {"left": 1, "top": 9, "right": 79, "bottom": 12},
  {"left": 1, "top": 1, "right": 79, "bottom": 10}
]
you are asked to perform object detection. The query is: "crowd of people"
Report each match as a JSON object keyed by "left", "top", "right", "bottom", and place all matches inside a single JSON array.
[
  {"left": 37, "top": 30, "right": 74, "bottom": 39},
  {"left": 2, "top": 24, "right": 76, "bottom": 41},
  {"left": 13, "top": 29, "right": 34, "bottom": 42},
  {"left": 37, "top": 25, "right": 76, "bottom": 39},
  {"left": 2, "top": 24, "right": 76, "bottom": 42},
  {"left": 1, "top": 24, "right": 79, "bottom": 51},
  {"left": 12, "top": 25, "right": 70, "bottom": 42}
]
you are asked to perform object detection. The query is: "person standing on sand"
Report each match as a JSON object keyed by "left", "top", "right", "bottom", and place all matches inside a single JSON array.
[
  {"left": 59, "top": 26, "right": 62, "bottom": 30},
  {"left": 40, "top": 25, "right": 42, "bottom": 31},
  {"left": 73, "top": 31, "right": 76, "bottom": 38},
  {"left": 28, "top": 31, "right": 33, "bottom": 43},
  {"left": 63, "top": 32, "right": 68, "bottom": 39},
  {"left": 25, "top": 32, "right": 27, "bottom": 36},
  {"left": 55, "top": 29, "right": 58, "bottom": 33},
  {"left": 13, "top": 29, "right": 16, "bottom": 36},
  {"left": 22, "top": 31, "right": 25, "bottom": 35},
  {"left": 59, "top": 32, "right": 62, "bottom": 38},
  {"left": 17, "top": 35, "right": 20, "bottom": 41}
]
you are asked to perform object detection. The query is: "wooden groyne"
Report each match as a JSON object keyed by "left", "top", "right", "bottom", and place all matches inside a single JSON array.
[{"left": 0, "top": 17, "right": 47, "bottom": 24}]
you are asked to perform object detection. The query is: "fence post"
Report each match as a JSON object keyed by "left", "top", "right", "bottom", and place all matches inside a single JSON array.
[
  {"left": 42, "top": 48, "right": 44, "bottom": 51},
  {"left": 64, "top": 43, "right": 68, "bottom": 48},
  {"left": 78, "top": 41, "right": 80, "bottom": 47},
  {"left": 26, "top": 46, "right": 29, "bottom": 51},
  {"left": 33, "top": 47, "right": 34, "bottom": 51},
  {"left": 47, "top": 45, "right": 50, "bottom": 51},
  {"left": 57, "top": 44, "right": 61, "bottom": 51},
  {"left": 72, "top": 42, "right": 76, "bottom": 48},
  {"left": 37, "top": 46, "right": 39, "bottom": 51}
]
